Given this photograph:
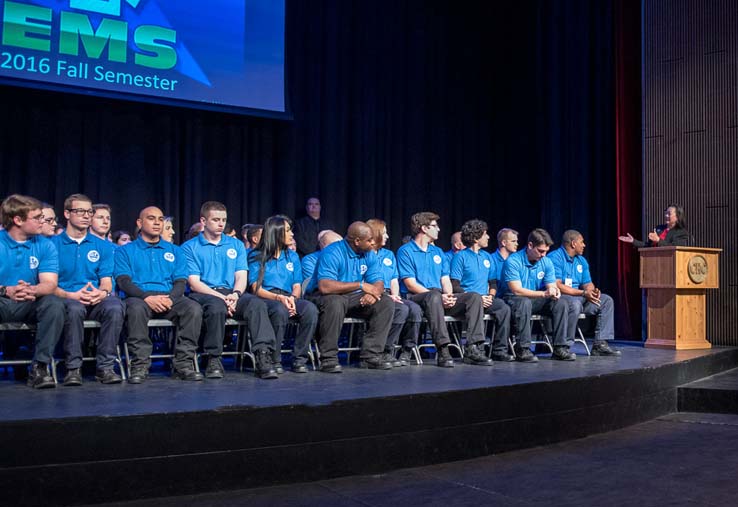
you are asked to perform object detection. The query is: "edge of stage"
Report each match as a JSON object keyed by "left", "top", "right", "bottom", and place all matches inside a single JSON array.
[{"left": 2, "top": 342, "right": 737, "bottom": 506}]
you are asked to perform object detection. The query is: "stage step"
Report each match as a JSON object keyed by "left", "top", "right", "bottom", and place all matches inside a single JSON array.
[{"left": 678, "top": 367, "right": 738, "bottom": 414}]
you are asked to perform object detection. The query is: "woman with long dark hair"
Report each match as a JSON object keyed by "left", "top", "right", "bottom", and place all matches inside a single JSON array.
[
  {"left": 619, "top": 204, "right": 690, "bottom": 247},
  {"left": 248, "top": 215, "right": 318, "bottom": 373}
]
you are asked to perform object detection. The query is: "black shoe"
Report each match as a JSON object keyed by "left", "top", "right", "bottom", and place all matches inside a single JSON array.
[
  {"left": 515, "top": 348, "right": 539, "bottom": 363},
  {"left": 292, "top": 359, "right": 309, "bottom": 373},
  {"left": 63, "top": 368, "right": 83, "bottom": 386},
  {"left": 95, "top": 369, "right": 122, "bottom": 384},
  {"left": 173, "top": 368, "right": 205, "bottom": 381},
  {"left": 205, "top": 357, "right": 225, "bottom": 379},
  {"left": 255, "top": 350, "right": 279, "bottom": 379},
  {"left": 591, "top": 341, "right": 622, "bottom": 356},
  {"left": 128, "top": 366, "right": 149, "bottom": 384},
  {"left": 383, "top": 352, "right": 403, "bottom": 367},
  {"left": 398, "top": 349, "right": 413, "bottom": 365},
  {"left": 490, "top": 351, "right": 515, "bottom": 362},
  {"left": 27, "top": 362, "right": 55, "bottom": 389},
  {"left": 360, "top": 355, "right": 393, "bottom": 370},
  {"left": 273, "top": 353, "right": 284, "bottom": 374},
  {"left": 552, "top": 346, "right": 576, "bottom": 361},
  {"left": 436, "top": 345, "right": 455, "bottom": 368},
  {"left": 463, "top": 344, "right": 493, "bottom": 366},
  {"left": 319, "top": 361, "right": 343, "bottom": 373}
]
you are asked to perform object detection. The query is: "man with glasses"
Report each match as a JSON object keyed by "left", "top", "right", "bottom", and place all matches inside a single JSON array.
[
  {"left": 90, "top": 204, "right": 112, "bottom": 242},
  {"left": 0, "top": 194, "right": 65, "bottom": 388},
  {"left": 397, "top": 212, "right": 492, "bottom": 368},
  {"left": 40, "top": 202, "right": 58, "bottom": 237},
  {"left": 115, "top": 206, "right": 204, "bottom": 383},
  {"left": 50, "top": 194, "right": 125, "bottom": 385},
  {"left": 498, "top": 228, "right": 575, "bottom": 362}
]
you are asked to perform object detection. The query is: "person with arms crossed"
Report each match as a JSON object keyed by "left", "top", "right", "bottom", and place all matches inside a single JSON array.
[
  {"left": 0, "top": 194, "right": 65, "bottom": 388},
  {"left": 51, "top": 193, "right": 125, "bottom": 385}
]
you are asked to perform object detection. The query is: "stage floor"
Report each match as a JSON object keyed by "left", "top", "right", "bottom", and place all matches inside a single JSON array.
[{"left": 0, "top": 342, "right": 730, "bottom": 422}]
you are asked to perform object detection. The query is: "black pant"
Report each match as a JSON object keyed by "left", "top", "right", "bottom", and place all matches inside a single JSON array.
[
  {"left": 484, "top": 297, "right": 511, "bottom": 354},
  {"left": 407, "top": 290, "right": 485, "bottom": 347},
  {"left": 63, "top": 296, "right": 125, "bottom": 370},
  {"left": 0, "top": 295, "right": 64, "bottom": 364},
  {"left": 386, "top": 298, "right": 422, "bottom": 351},
  {"left": 124, "top": 296, "right": 202, "bottom": 370},
  {"left": 309, "top": 291, "right": 393, "bottom": 363},
  {"left": 189, "top": 292, "right": 278, "bottom": 357},
  {"left": 503, "top": 295, "right": 568, "bottom": 349},
  {"left": 262, "top": 297, "right": 318, "bottom": 362}
]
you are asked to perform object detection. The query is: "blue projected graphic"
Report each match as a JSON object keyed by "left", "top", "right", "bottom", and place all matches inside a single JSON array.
[{"left": 0, "top": 0, "right": 286, "bottom": 115}]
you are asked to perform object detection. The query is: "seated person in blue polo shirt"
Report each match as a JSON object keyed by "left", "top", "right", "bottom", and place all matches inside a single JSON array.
[
  {"left": 115, "top": 206, "right": 204, "bottom": 383},
  {"left": 450, "top": 219, "right": 514, "bottom": 362},
  {"left": 444, "top": 231, "right": 465, "bottom": 265},
  {"left": 397, "top": 212, "right": 491, "bottom": 368},
  {"left": 50, "top": 193, "right": 125, "bottom": 386},
  {"left": 181, "top": 201, "right": 278, "bottom": 379},
  {"left": 548, "top": 230, "right": 620, "bottom": 356},
  {"left": 302, "top": 230, "right": 342, "bottom": 286},
  {"left": 499, "top": 228, "right": 574, "bottom": 362},
  {"left": 0, "top": 194, "right": 65, "bottom": 389},
  {"left": 367, "top": 218, "right": 422, "bottom": 366},
  {"left": 248, "top": 215, "right": 318, "bottom": 374},
  {"left": 306, "top": 222, "right": 394, "bottom": 373}
]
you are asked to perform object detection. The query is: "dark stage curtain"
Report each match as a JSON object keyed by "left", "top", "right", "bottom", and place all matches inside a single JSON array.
[{"left": 0, "top": 0, "right": 638, "bottom": 337}]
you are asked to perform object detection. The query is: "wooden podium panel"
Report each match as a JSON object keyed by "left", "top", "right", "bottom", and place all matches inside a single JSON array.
[{"left": 639, "top": 247, "right": 720, "bottom": 350}]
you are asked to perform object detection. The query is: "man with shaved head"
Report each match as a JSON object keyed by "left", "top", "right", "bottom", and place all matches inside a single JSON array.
[
  {"left": 115, "top": 206, "right": 204, "bottom": 383},
  {"left": 302, "top": 230, "right": 343, "bottom": 287},
  {"left": 307, "top": 222, "right": 393, "bottom": 372}
]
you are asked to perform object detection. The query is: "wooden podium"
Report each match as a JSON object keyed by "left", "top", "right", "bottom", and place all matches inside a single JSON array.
[{"left": 639, "top": 246, "right": 721, "bottom": 350}]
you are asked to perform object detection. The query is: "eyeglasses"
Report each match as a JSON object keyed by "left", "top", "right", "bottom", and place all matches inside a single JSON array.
[
  {"left": 67, "top": 208, "right": 95, "bottom": 216},
  {"left": 43, "top": 217, "right": 57, "bottom": 224},
  {"left": 29, "top": 214, "right": 45, "bottom": 223}
]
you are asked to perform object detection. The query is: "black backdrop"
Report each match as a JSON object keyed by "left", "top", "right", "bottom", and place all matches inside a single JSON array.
[{"left": 0, "top": 0, "right": 623, "bottom": 330}]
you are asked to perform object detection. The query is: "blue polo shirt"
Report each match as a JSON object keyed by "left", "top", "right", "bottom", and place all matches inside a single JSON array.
[
  {"left": 490, "top": 249, "right": 507, "bottom": 281},
  {"left": 50, "top": 232, "right": 114, "bottom": 291},
  {"left": 0, "top": 230, "right": 58, "bottom": 286},
  {"left": 376, "top": 248, "right": 399, "bottom": 288},
  {"left": 397, "top": 240, "right": 449, "bottom": 294},
  {"left": 114, "top": 237, "right": 188, "bottom": 294},
  {"left": 302, "top": 251, "right": 320, "bottom": 281},
  {"left": 313, "top": 239, "right": 382, "bottom": 294},
  {"left": 181, "top": 233, "right": 248, "bottom": 289},
  {"left": 498, "top": 249, "right": 556, "bottom": 298},
  {"left": 449, "top": 248, "right": 493, "bottom": 295},
  {"left": 547, "top": 246, "right": 593, "bottom": 289},
  {"left": 248, "top": 249, "right": 302, "bottom": 293}
]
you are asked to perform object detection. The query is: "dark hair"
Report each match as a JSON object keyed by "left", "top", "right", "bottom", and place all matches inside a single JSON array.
[
  {"left": 527, "top": 228, "right": 553, "bottom": 247},
  {"left": 200, "top": 201, "right": 226, "bottom": 219},
  {"left": 666, "top": 204, "right": 686, "bottom": 230},
  {"left": 1, "top": 194, "right": 42, "bottom": 229},
  {"left": 250, "top": 215, "right": 293, "bottom": 291},
  {"left": 410, "top": 212, "right": 440, "bottom": 236},
  {"left": 112, "top": 230, "right": 132, "bottom": 244},
  {"left": 224, "top": 222, "right": 235, "bottom": 236},
  {"left": 561, "top": 229, "right": 582, "bottom": 246},
  {"left": 460, "top": 219, "right": 488, "bottom": 247}
]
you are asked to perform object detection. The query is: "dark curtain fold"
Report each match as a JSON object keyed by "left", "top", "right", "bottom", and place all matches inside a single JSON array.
[{"left": 0, "top": 0, "right": 639, "bottom": 338}]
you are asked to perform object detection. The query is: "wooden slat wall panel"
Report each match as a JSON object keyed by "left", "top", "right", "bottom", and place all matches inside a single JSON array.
[{"left": 643, "top": 0, "right": 738, "bottom": 345}]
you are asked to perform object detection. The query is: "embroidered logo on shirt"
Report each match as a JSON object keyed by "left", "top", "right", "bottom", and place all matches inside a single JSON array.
[
  {"left": 577, "top": 265, "right": 583, "bottom": 273},
  {"left": 383, "top": 258, "right": 392, "bottom": 266},
  {"left": 483, "top": 259, "right": 491, "bottom": 268},
  {"left": 87, "top": 250, "right": 100, "bottom": 263},
  {"left": 163, "top": 252, "right": 175, "bottom": 262},
  {"left": 360, "top": 264, "right": 368, "bottom": 274},
  {"left": 29, "top": 256, "right": 39, "bottom": 270},
  {"left": 433, "top": 255, "right": 442, "bottom": 264},
  {"left": 537, "top": 271, "right": 544, "bottom": 280},
  {"left": 227, "top": 248, "right": 237, "bottom": 259},
  {"left": 286, "top": 262, "right": 294, "bottom": 272}
]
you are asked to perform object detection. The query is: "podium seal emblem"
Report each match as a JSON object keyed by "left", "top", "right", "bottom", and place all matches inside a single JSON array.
[{"left": 687, "top": 255, "right": 708, "bottom": 284}]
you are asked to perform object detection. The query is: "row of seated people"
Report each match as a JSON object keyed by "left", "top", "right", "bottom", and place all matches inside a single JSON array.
[{"left": 0, "top": 194, "right": 619, "bottom": 390}]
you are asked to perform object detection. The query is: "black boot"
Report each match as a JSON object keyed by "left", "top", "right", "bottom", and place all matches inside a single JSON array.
[{"left": 27, "top": 362, "right": 55, "bottom": 389}]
